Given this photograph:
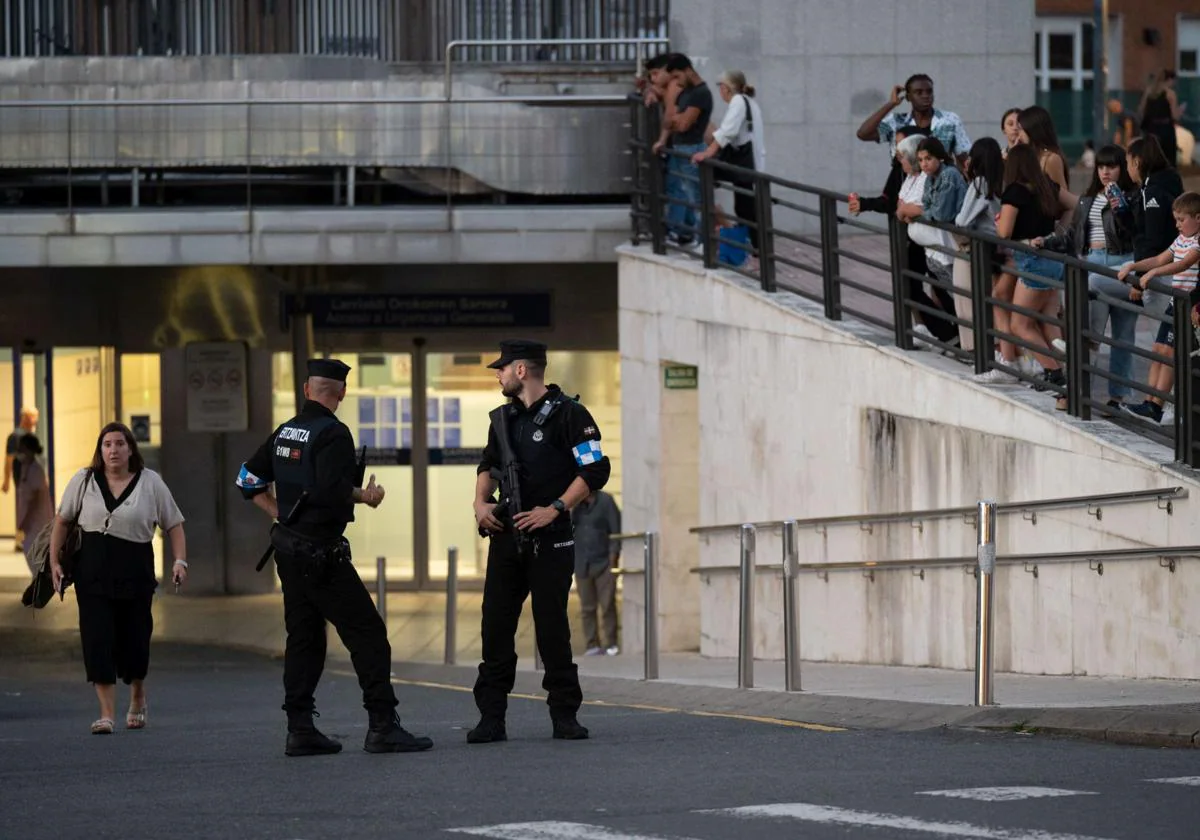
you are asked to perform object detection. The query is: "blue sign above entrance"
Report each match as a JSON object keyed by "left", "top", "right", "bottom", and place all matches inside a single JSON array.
[{"left": 286, "top": 293, "right": 553, "bottom": 330}]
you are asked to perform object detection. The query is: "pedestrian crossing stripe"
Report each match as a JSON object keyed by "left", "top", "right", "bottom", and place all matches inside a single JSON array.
[
  {"left": 701, "top": 802, "right": 1117, "bottom": 839},
  {"left": 917, "top": 787, "right": 1097, "bottom": 801},
  {"left": 455, "top": 802, "right": 1121, "bottom": 840},
  {"left": 450, "top": 823, "right": 688, "bottom": 839},
  {"left": 1146, "top": 777, "right": 1200, "bottom": 786}
]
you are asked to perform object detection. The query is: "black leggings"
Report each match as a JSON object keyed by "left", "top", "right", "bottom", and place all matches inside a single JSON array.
[
  {"left": 77, "top": 592, "right": 154, "bottom": 685},
  {"left": 733, "top": 186, "right": 760, "bottom": 252}
]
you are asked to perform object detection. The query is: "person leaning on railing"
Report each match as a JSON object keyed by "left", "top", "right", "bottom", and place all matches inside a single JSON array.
[
  {"left": 995, "top": 144, "right": 1078, "bottom": 397},
  {"left": 1117, "top": 192, "right": 1200, "bottom": 424},
  {"left": 691, "top": 70, "right": 765, "bottom": 256},
  {"left": 954, "top": 138, "right": 1006, "bottom": 361},
  {"left": 894, "top": 134, "right": 961, "bottom": 348},
  {"left": 1037, "top": 144, "right": 1138, "bottom": 413}
]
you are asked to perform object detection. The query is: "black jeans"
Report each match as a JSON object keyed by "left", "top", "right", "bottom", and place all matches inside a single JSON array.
[
  {"left": 474, "top": 528, "right": 581, "bottom": 720},
  {"left": 907, "top": 241, "right": 958, "bottom": 343},
  {"left": 273, "top": 530, "right": 398, "bottom": 717}
]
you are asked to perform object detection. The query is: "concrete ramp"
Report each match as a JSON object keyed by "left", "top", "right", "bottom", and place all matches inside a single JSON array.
[{"left": 617, "top": 244, "right": 1200, "bottom": 681}]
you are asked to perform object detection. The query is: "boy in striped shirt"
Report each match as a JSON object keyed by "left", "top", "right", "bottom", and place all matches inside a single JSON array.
[{"left": 1117, "top": 192, "right": 1200, "bottom": 422}]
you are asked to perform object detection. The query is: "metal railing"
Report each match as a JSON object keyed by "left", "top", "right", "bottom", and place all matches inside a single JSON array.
[
  {"left": 610, "top": 529, "right": 659, "bottom": 680},
  {"left": 0, "top": 92, "right": 634, "bottom": 210},
  {"left": 0, "top": 0, "right": 670, "bottom": 61},
  {"left": 443, "top": 35, "right": 669, "bottom": 98},
  {"left": 628, "top": 96, "right": 1200, "bottom": 467},
  {"left": 687, "top": 488, "right": 1191, "bottom": 704}
]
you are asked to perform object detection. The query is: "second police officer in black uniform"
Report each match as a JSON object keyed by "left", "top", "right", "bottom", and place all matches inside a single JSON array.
[
  {"left": 235, "top": 358, "right": 433, "bottom": 757},
  {"left": 470, "top": 340, "right": 612, "bottom": 743}
]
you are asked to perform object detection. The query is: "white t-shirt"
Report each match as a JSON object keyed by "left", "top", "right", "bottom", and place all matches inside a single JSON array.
[{"left": 58, "top": 468, "right": 185, "bottom": 544}]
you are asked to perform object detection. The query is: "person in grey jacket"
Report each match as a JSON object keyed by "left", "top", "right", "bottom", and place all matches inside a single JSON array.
[{"left": 571, "top": 490, "right": 621, "bottom": 655}]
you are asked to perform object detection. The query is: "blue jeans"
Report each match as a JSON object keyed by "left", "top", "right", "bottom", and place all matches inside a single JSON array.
[
  {"left": 666, "top": 143, "right": 707, "bottom": 242},
  {"left": 1014, "top": 250, "right": 1064, "bottom": 291},
  {"left": 1085, "top": 248, "right": 1135, "bottom": 399}
]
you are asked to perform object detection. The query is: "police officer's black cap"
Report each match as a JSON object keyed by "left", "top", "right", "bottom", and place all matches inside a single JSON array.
[
  {"left": 306, "top": 358, "right": 351, "bottom": 382},
  {"left": 486, "top": 339, "right": 548, "bottom": 369}
]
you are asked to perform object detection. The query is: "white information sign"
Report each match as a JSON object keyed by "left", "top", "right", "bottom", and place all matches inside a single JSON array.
[{"left": 184, "top": 342, "right": 249, "bottom": 432}]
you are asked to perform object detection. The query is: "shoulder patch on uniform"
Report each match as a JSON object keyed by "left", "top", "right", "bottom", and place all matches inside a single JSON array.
[
  {"left": 235, "top": 464, "right": 268, "bottom": 489},
  {"left": 582, "top": 425, "right": 597, "bottom": 436}
]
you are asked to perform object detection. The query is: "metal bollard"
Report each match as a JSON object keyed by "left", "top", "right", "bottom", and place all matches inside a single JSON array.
[
  {"left": 974, "top": 500, "right": 997, "bottom": 706},
  {"left": 444, "top": 546, "right": 458, "bottom": 665},
  {"left": 782, "top": 520, "right": 801, "bottom": 692},
  {"left": 738, "top": 524, "right": 756, "bottom": 689},
  {"left": 375, "top": 556, "right": 387, "bottom": 623},
  {"left": 644, "top": 532, "right": 659, "bottom": 681}
]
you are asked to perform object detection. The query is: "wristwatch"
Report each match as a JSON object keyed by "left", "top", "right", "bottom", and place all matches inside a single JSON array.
[{"left": 551, "top": 499, "right": 567, "bottom": 514}]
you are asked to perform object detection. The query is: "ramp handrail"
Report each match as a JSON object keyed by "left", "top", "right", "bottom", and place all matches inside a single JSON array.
[
  {"left": 687, "top": 487, "right": 1186, "bottom": 536},
  {"left": 688, "top": 491, "right": 1187, "bottom": 704}
]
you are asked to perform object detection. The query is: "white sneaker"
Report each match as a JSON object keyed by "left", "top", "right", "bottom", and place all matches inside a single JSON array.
[
  {"left": 911, "top": 324, "right": 936, "bottom": 348},
  {"left": 584, "top": 646, "right": 605, "bottom": 656},
  {"left": 973, "top": 367, "right": 1018, "bottom": 384},
  {"left": 605, "top": 646, "right": 620, "bottom": 656},
  {"left": 1018, "top": 354, "right": 1043, "bottom": 378}
]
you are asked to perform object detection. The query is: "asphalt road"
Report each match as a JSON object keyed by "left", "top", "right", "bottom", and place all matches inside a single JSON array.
[{"left": 1, "top": 632, "right": 1198, "bottom": 840}]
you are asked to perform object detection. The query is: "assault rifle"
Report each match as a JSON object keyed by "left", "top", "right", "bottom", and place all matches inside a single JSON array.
[{"left": 480, "top": 405, "right": 531, "bottom": 554}]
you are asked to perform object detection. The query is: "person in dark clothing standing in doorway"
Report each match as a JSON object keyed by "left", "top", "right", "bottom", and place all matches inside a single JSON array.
[
  {"left": 1138, "top": 70, "right": 1181, "bottom": 169},
  {"left": 470, "top": 339, "right": 611, "bottom": 743},
  {"left": 236, "top": 358, "right": 433, "bottom": 757},
  {"left": 573, "top": 489, "right": 621, "bottom": 656}
]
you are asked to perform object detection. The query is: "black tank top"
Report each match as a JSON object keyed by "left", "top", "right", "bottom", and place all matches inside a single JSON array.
[{"left": 1142, "top": 92, "right": 1173, "bottom": 130}]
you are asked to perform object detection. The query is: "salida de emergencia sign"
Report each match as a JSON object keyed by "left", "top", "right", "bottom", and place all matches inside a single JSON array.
[
  {"left": 663, "top": 365, "right": 698, "bottom": 389},
  {"left": 291, "top": 293, "right": 552, "bottom": 330}
]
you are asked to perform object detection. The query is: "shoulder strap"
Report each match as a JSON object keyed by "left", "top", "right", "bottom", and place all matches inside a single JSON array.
[
  {"left": 740, "top": 94, "right": 753, "bottom": 131},
  {"left": 70, "top": 469, "right": 91, "bottom": 524}
]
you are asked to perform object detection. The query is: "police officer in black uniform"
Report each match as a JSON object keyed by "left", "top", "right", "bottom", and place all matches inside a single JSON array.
[
  {"left": 469, "top": 340, "right": 611, "bottom": 743},
  {"left": 235, "top": 358, "right": 433, "bottom": 757}
]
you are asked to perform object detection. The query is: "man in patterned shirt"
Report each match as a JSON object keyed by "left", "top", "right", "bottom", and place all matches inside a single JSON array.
[{"left": 856, "top": 74, "right": 971, "bottom": 168}]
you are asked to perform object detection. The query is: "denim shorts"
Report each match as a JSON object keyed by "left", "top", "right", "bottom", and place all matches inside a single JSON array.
[
  {"left": 1156, "top": 302, "right": 1176, "bottom": 348},
  {"left": 1014, "top": 250, "right": 1064, "bottom": 291}
]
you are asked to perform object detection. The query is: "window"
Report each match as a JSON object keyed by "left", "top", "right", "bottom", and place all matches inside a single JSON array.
[
  {"left": 1180, "top": 19, "right": 1200, "bottom": 78},
  {"left": 1034, "top": 16, "right": 1122, "bottom": 92}
]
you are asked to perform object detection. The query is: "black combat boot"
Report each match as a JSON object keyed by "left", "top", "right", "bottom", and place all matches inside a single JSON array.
[
  {"left": 285, "top": 711, "right": 342, "bottom": 757},
  {"left": 466, "top": 716, "right": 508, "bottom": 744},
  {"left": 363, "top": 710, "right": 434, "bottom": 753},
  {"left": 551, "top": 716, "right": 589, "bottom": 740}
]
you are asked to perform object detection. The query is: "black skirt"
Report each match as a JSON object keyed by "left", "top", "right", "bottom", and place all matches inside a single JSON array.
[{"left": 72, "top": 531, "right": 157, "bottom": 600}]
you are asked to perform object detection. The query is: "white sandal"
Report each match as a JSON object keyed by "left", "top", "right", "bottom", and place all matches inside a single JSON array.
[{"left": 91, "top": 718, "right": 114, "bottom": 735}]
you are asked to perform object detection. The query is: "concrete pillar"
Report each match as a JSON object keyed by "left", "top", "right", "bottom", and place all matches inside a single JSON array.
[
  {"left": 658, "top": 366, "right": 701, "bottom": 652},
  {"left": 160, "top": 347, "right": 277, "bottom": 595}
]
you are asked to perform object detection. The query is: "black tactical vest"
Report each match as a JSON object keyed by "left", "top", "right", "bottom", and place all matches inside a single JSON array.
[{"left": 271, "top": 414, "right": 339, "bottom": 517}]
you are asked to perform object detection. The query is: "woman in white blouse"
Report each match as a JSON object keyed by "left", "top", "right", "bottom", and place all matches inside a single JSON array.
[
  {"left": 692, "top": 70, "right": 766, "bottom": 253},
  {"left": 49, "top": 422, "right": 188, "bottom": 735}
]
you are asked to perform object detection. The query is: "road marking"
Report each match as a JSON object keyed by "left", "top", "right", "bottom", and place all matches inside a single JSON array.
[
  {"left": 329, "top": 670, "right": 846, "bottom": 732},
  {"left": 702, "top": 802, "right": 1117, "bottom": 840},
  {"left": 1146, "top": 776, "right": 1200, "bottom": 786},
  {"left": 917, "top": 787, "right": 1097, "bottom": 802},
  {"left": 448, "top": 822, "right": 696, "bottom": 840}
]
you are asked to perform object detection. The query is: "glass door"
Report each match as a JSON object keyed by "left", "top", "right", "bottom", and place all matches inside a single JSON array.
[
  {"left": 426, "top": 351, "right": 504, "bottom": 583},
  {"left": 274, "top": 352, "right": 419, "bottom": 587}
]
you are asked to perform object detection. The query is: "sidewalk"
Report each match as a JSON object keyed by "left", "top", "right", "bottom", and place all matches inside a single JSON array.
[{"left": 2, "top": 584, "right": 1196, "bottom": 748}]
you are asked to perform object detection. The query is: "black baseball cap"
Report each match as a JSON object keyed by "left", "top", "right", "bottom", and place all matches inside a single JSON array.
[
  {"left": 486, "top": 339, "right": 548, "bottom": 370},
  {"left": 306, "top": 358, "right": 351, "bottom": 382}
]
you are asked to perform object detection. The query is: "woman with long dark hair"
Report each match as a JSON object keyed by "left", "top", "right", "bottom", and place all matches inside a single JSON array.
[
  {"left": 49, "top": 422, "right": 188, "bottom": 735},
  {"left": 1040, "top": 144, "right": 1137, "bottom": 410},
  {"left": 955, "top": 137, "right": 1007, "bottom": 367},
  {"left": 1017, "top": 105, "right": 1069, "bottom": 193},
  {"left": 1138, "top": 70, "right": 1181, "bottom": 168},
  {"left": 997, "top": 144, "right": 1075, "bottom": 390}
]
